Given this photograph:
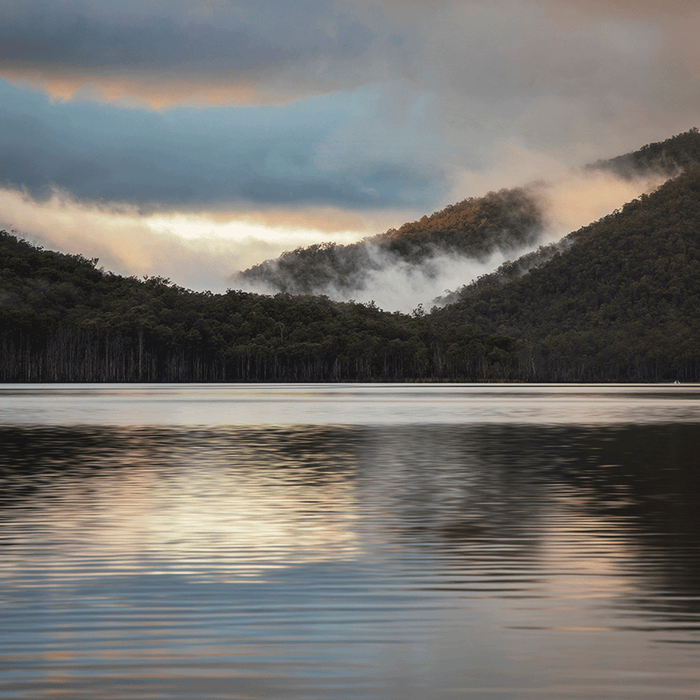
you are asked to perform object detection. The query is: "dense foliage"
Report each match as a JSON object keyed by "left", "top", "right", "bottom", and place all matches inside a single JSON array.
[
  {"left": 235, "top": 187, "right": 543, "bottom": 295},
  {"left": 590, "top": 127, "right": 700, "bottom": 178},
  {"left": 434, "top": 165, "right": 700, "bottom": 381},
  {"left": 0, "top": 232, "right": 517, "bottom": 382}
]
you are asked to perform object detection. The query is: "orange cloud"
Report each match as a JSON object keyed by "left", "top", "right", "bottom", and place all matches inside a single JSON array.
[
  {"left": 0, "top": 64, "right": 291, "bottom": 109},
  {"left": 206, "top": 206, "right": 407, "bottom": 238}
]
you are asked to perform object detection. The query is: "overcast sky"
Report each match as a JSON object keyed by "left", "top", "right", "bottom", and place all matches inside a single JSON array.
[{"left": 1, "top": 0, "right": 698, "bottom": 291}]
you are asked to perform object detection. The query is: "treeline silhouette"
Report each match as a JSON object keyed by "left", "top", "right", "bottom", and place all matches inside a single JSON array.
[{"left": 0, "top": 232, "right": 517, "bottom": 382}]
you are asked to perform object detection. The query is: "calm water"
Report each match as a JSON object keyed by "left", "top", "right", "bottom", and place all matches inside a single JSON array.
[{"left": 1, "top": 384, "right": 699, "bottom": 699}]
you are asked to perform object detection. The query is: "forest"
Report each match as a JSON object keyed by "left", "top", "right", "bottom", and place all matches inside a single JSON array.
[
  {"left": 2, "top": 129, "right": 700, "bottom": 383},
  {"left": 434, "top": 163, "right": 700, "bottom": 382},
  {"left": 0, "top": 232, "right": 516, "bottom": 382}
]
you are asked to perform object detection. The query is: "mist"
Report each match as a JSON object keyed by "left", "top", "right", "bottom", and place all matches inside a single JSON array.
[
  {"left": 1, "top": 160, "right": 670, "bottom": 310},
  {"left": 0, "top": 187, "right": 370, "bottom": 293},
  {"left": 237, "top": 241, "right": 514, "bottom": 314},
  {"left": 233, "top": 166, "right": 670, "bottom": 314}
]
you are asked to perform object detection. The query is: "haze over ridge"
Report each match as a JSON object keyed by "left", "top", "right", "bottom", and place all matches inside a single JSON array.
[
  {"left": 232, "top": 134, "right": 687, "bottom": 312},
  {"left": 1, "top": 1, "right": 700, "bottom": 294}
]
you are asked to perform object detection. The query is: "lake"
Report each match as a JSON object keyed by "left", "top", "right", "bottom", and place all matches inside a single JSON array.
[{"left": 1, "top": 384, "right": 699, "bottom": 699}]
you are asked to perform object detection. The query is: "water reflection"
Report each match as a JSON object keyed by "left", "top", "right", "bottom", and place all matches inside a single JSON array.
[
  {"left": 0, "top": 417, "right": 699, "bottom": 699},
  {"left": 0, "top": 426, "right": 363, "bottom": 581}
]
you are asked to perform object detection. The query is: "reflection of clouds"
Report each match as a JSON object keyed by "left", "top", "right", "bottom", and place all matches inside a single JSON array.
[
  {"left": 1, "top": 418, "right": 700, "bottom": 698},
  {"left": 0, "top": 426, "right": 361, "bottom": 583},
  {"left": 538, "top": 493, "right": 636, "bottom": 601},
  {"left": 105, "top": 458, "right": 360, "bottom": 579}
]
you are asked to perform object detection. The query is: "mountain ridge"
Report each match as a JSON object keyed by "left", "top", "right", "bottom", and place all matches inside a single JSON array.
[
  {"left": 3, "top": 129, "right": 700, "bottom": 382},
  {"left": 433, "top": 163, "right": 700, "bottom": 381},
  {"left": 235, "top": 128, "right": 700, "bottom": 305}
]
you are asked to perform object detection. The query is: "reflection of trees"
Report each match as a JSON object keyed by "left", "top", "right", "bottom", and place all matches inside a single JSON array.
[
  {"left": 538, "top": 424, "right": 700, "bottom": 620},
  {"left": 0, "top": 426, "right": 126, "bottom": 511},
  {"left": 358, "top": 424, "right": 700, "bottom": 622},
  {"left": 352, "top": 426, "right": 553, "bottom": 576},
  {"left": 2, "top": 422, "right": 698, "bottom": 621}
]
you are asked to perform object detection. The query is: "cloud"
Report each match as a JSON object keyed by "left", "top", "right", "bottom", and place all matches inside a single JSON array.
[
  {"left": 240, "top": 245, "right": 515, "bottom": 314},
  {"left": 0, "top": 186, "right": 360, "bottom": 292},
  {"left": 0, "top": 185, "right": 414, "bottom": 292},
  {"left": 0, "top": 187, "right": 235, "bottom": 291},
  {"left": 534, "top": 168, "right": 671, "bottom": 242},
  {"left": 0, "top": 0, "right": 406, "bottom": 107},
  {"left": 0, "top": 79, "right": 446, "bottom": 211},
  {"left": 2, "top": 0, "right": 699, "bottom": 177},
  {"left": 0, "top": 1, "right": 362, "bottom": 71}
]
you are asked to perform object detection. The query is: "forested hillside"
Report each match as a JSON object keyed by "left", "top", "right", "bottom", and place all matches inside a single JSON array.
[
  {"left": 235, "top": 187, "right": 543, "bottom": 295},
  {"left": 0, "top": 232, "right": 517, "bottom": 382},
  {"left": 237, "top": 129, "right": 700, "bottom": 302},
  {"left": 590, "top": 127, "right": 700, "bottom": 178},
  {"left": 3, "top": 130, "right": 700, "bottom": 383},
  {"left": 433, "top": 165, "right": 700, "bottom": 382}
]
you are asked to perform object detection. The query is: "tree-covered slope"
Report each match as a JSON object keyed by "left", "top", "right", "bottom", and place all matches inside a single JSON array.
[
  {"left": 433, "top": 165, "right": 700, "bottom": 381},
  {"left": 235, "top": 187, "right": 544, "bottom": 295},
  {"left": 237, "top": 129, "right": 700, "bottom": 302},
  {"left": 5, "top": 130, "right": 700, "bottom": 383},
  {"left": 590, "top": 127, "right": 700, "bottom": 178},
  {"left": 0, "top": 232, "right": 517, "bottom": 382}
]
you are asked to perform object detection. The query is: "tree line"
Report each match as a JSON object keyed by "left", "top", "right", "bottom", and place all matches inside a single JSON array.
[{"left": 0, "top": 232, "right": 517, "bottom": 382}]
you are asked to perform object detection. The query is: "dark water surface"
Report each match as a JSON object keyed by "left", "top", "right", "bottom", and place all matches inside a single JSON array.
[{"left": 0, "top": 384, "right": 699, "bottom": 699}]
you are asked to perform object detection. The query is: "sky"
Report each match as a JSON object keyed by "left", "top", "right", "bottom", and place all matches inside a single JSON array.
[{"left": 1, "top": 0, "right": 699, "bottom": 295}]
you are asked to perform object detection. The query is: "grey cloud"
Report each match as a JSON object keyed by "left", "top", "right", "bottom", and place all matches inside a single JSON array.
[
  {"left": 0, "top": 1, "right": 377, "bottom": 76},
  {"left": 0, "top": 80, "right": 446, "bottom": 210},
  {"left": 407, "top": 1, "right": 700, "bottom": 165},
  {"left": 2, "top": 0, "right": 700, "bottom": 217}
]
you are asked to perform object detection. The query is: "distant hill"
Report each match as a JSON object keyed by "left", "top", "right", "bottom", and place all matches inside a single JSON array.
[
  {"left": 434, "top": 127, "right": 700, "bottom": 307},
  {"left": 432, "top": 164, "right": 700, "bottom": 382},
  {"left": 235, "top": 129, "right": 700, "bottom": 302},
  {"left": 0, "top": 232, "right": 517, "bottom": 382},
  {"left": 234, "top": 187, "right": 544, "bottom": 296}
]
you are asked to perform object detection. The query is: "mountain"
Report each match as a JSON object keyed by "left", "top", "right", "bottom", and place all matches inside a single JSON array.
[
  {"left": 235, "top": 129, "right": 700, "bottom": 303},
  {"left": 234, "top": 187, "right": 544, "bottom": 296},
  {"left": 589, "top": 127, "right": 700, "bottom": 178},
  {"left": 4, "top": 129, "right": 700, "bottom": 383},
  {"left": 432, "top": 164, "right": 700, "bottom": 382}
]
